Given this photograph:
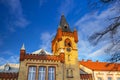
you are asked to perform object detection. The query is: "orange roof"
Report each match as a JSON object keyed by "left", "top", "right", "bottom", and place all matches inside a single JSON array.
[{"left": 79, "top": 60, "right": 120, "bottom": 71}]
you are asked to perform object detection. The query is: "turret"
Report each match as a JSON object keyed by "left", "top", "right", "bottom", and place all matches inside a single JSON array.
[
  {"left": 57, "top": 26, "right": 62, "bottom": 41},
  {"left": 20, "top": 44, "right": 26, "bottom": 61},
  {"left": 73, "top": 28, "right": 78, "bottom": 43}
]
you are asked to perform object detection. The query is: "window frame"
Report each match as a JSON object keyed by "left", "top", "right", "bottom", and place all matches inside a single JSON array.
[
  {"left": 67, "top": 69, "right": 73, "bottom": 78},
  {"left": 38, "top": 66, "right": 46, "bottom": 80},
  {"left": 117, "top": 77, "right": 120, "bottom": 80},
  {"left": 97, "top": 77, "right": 102, "bottom": 80},
  {"left": 27, "top": 66, "right": 37, "bottom": 80},
  {"left": 48, "top": 66, "right": 56, "bottom": 80},
  {"left": 108, "top": 77, "right": 112, "bottom": 80}
]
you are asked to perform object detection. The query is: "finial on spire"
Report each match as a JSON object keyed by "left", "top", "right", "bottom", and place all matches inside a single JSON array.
[
  {"left": 74, "top": 27, "right": 77, "bottom": 31},
  {"left": 59, "top": 15, "right": 71, "bottom": 32},
  {"left": 21, "top": 44, "right": 25, "bottom": 50},
  {"left": 61, "top": 13, "right": 64, "bottom": 16}
]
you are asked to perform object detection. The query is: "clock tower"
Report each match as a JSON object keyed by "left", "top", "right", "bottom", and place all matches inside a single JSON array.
[{"left": 52, "top": 15, "right": 80, "bottom": 80}]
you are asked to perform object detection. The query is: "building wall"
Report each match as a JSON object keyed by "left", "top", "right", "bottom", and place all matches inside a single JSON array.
[
  {"left": 93, "top": 71, "right": 120, "bottom": 80},
  {"left": 18, "top": 59, "right": 64, "bottom": 80},
  {"left": 80, "top": 64, "right": 120, "bottom": 80},
  {"left": 52, "top": 31, "right": 80, "bottom": 80},
  {"left": 0, "top": 73, "right": 18, "bottom": 80}
]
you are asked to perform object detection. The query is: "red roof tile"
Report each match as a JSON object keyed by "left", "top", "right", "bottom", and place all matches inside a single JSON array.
[{"left": 79, "top": 60, "right": 120, "bottom": 71}]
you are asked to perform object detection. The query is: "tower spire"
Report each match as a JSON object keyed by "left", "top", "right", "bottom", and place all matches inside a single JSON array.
[
  {"left": 59, "top": 14, "right": 71, "bottom": 32},
  {"left": 21, "top": 43, "right": 25, "bottom": 50}
]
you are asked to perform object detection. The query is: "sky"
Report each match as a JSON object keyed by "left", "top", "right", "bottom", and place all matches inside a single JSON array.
[{"left": 0, "top": 0, "right": 117, "bottom": 65}]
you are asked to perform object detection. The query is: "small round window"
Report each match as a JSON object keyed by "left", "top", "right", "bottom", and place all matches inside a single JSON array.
[{"left": 64, "top": 26, "right": 68, "bottom": 29}]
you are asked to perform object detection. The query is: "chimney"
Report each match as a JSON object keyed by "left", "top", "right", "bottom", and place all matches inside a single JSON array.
[
  {"left": 87, "top": 59, "right": 92, "bottom": 62},
  {"left": 82, "top": 59, "right": 84, "bottom": 62},
  {"left": 73, "top": 28, "right": 78, "bottom": 43},
  {"left": 96, "top": 60, "right": 99, "bottom": 62}
]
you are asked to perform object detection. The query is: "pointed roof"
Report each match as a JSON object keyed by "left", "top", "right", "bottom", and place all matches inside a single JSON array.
[
  {"left": 59, "top": 15, "right": 71, "bottom": 32},
  {"left": 21, "top": 44, "right": 25, "bottom": 50},
  {"left": 32, "top": 49, "right": 51, "bottom": 55}
]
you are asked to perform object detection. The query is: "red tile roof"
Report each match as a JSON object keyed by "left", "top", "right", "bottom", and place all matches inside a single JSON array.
[{"left": 79, "top": 60, "right": 120, "bottom": 71}]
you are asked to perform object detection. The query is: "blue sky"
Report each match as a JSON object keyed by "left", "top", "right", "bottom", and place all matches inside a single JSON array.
[{"left": 0, "top": 0, "right": 117, "bottom": 65}]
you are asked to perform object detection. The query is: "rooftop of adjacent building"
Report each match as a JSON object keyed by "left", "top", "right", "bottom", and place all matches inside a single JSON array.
[
  {"left": 0, "top": 63, "right": 19, "bottom": 73},
  {"left": 79, "top": 59, "right": 120, "bottom": 71}
]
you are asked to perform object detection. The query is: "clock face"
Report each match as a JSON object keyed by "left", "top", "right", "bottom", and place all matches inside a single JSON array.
[{"left": 66, "top": 47, "right": 71, "bottom": 52}]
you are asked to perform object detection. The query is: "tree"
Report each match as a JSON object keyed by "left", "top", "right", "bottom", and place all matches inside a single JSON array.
[{"left": 88, "top": 0, "right": 120, "bottom": 62}]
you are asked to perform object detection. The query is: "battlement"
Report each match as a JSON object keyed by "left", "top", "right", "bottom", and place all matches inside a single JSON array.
[{"left": 20, "top": 52, "right": 65, "bottom": 63}]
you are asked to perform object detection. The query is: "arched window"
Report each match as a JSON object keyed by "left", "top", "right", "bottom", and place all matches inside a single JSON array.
[
  {"left": 64, "top": 38, "right": 72, "bottom": 47},
  {"left": 67, "top": 69, "right": 73, "bottom": 78}
]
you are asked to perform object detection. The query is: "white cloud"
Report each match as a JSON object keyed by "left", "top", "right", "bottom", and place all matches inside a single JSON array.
[
  {"left": 76, "top": 6, "right": 118, "bottom": 61},
  {"left": 75, "top": 7, "right": 118, "bottom": 36},
  {"left": 0, "top": 50, "right": 19, "bottom": 65},
  {"left": 88, "top": 43, "right": 111, "bottom": 58},
  {"left": 40, "top": 32, "right": 55, "bottom": 52},
  {"left": 40, "top": 32, "right": 52, "bottom": 41},
  {"left": 0, "top": 55, "right": 19, "bottom": 65},
  {"left": 0, "top": 0, "right": 29, "bottom": 32}
]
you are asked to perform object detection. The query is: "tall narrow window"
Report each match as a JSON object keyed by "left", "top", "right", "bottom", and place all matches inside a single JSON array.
[
  {"left": 117, "top": 77, "right": 120, "bottom": 80},
  {"left": 38, "top": 67, "right": 46, "bottom": 80},
  {"left": 98, "top": 77, "right": 102, "bottom": 80},
  {"left": 108, "top": 77, "right": 112, "bottom": 80},
  {"left": 64, "top": 38, "right": 72, "bottom": 47},
  {"left": 48, "top": 67, "right": 55, "bottom": 80},
  {"left": 28, "top": 67, "right": 36, "bottom": 80},
  {"left": 67, "top": 69, "right": 73, "bottom": 78}
]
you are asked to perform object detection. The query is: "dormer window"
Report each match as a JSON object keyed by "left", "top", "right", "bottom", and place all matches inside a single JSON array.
[
  {"left": 64, "top": 24, "right": 68, "bottom": 29},
  {"left": 64, "top": 26, "right": 68, "bottom": 29},
  {"left": 4, "top": 64, "right": 10, "bottom": 71},
  {"left": 40, "top": 50, "right": 46, "bottom": 55}
]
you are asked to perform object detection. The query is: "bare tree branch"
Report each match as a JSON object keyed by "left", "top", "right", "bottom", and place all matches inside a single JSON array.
[{"left": 88, "top": 0, "right": 120, "bottom": 62}]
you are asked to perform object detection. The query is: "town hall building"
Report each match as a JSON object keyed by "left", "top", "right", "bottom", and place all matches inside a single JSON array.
[{"left": 0, "top": 15, "right": 120, "bottom": 80}]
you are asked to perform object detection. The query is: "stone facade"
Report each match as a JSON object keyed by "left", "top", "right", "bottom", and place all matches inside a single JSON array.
[
  {"left": 18, "top": 14, "right": 80, "bottom": 80},
  {"left": 79, "top": 60, "right": 120, "bottom": 80},
  {"left": 18, "top": 53, "right": 65, "bottom": 80}
]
